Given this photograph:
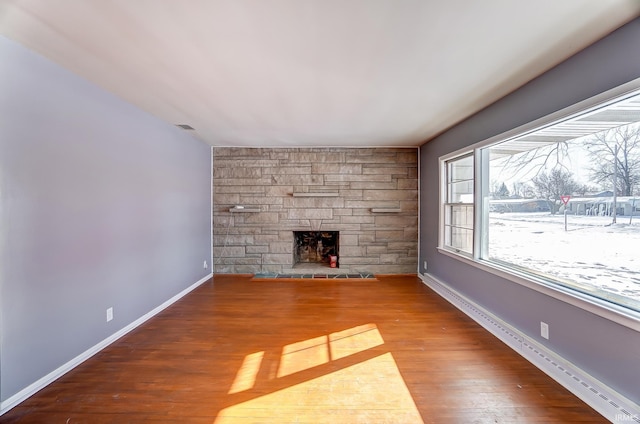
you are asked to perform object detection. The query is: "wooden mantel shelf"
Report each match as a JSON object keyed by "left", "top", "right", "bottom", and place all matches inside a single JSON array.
[
  {"left": 229, "top": 207, "right": 261, "bottom": 213},
  {"left": 292, "top": 192, "right": 340, "bottom": 197},
  {"left": 371, "top": 208, "right": 402, "bottom": 213}
]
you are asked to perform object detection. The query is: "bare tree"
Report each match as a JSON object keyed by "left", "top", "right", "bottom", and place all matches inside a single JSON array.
[
  {"left": 575, "top": 183, "right": 596, "bottom": 196},
  {"left": 494, "top": 141, "right": 571, "bottom": 181},
  {"left": 585, "top": 124, "right": 640, "bottom": 196},
  {"left": 511, "top": 182, "right": 535, "bottom": 198},
  {"left": 531, "top": 169, "right": 581, "bottom": 214},
  {"left": 493, "top": 182, "right": 510, "bottom": 199}
]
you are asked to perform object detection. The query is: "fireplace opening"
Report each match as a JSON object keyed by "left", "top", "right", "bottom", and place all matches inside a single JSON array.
[{"left": 293, "top": 231, "right": 339, "bottom": 268}]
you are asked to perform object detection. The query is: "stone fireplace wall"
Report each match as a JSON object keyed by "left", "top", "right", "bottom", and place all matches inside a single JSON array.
[{"left": 212, "top": 147, "right": 418, "bottom": 274}]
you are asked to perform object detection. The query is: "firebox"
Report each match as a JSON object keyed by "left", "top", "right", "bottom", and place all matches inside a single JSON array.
[{"left": 293, "top": 231, "right": 339, "bottom": 268}]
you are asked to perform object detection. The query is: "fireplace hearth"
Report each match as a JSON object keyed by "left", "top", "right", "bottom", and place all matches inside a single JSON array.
[{"left": 293, "top": 231, "right": 339, "bottom": 268}]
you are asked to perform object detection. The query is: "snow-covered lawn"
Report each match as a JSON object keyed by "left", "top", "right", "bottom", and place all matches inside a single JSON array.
[{"left": 488, "top": 212, "right": 640, "bottom": 310}]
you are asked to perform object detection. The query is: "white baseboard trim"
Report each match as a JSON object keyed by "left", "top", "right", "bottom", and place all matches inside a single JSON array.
[
  {"left": 0, "top": 273, "right": 213, "bottom": 415},
  {"left": 419, "top": 273, "right": 640, "bottom": 424}
]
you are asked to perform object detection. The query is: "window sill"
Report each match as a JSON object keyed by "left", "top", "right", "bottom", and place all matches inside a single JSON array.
[{"left": 436, "top": 246, "right": 640, "bottom": 332}]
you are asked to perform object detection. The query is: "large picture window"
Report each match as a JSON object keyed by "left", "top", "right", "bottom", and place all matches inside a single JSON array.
[{"left": 440, "top": 87, "right": 640, "bottom": 316}]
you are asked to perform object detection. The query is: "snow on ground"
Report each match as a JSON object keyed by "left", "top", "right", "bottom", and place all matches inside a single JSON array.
[{"left": 489, "top": 212, "right": 640, "bottom": 311}]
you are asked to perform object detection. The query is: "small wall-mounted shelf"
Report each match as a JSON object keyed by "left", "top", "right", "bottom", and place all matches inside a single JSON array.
[
  {"left": 292, "top": 192, "right": 340, "bottom": 197},
  {"left": 371, "top": 208, "right": 402, "bottom": 213},
  {"left": 229, "top": 206, "right": 261, "bottom": 213}
]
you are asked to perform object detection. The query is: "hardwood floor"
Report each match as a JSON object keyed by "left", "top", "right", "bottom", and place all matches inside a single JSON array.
[{"left": 1, "top": 274, "right": 607, "bottom": 423}]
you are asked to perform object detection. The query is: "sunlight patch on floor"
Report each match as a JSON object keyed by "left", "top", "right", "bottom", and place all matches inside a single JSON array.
[
  {"left": 228, "top": 351, "right": 265, "bottom": 394},
  {"left": 227, "top": 324, "right": 387, "bottom": 396},
  {"left": 215, "top": 352, "right": 424, "bottom": 423},
  {"left": 277, "top": 324, "right": 385, "bottom": 378},
  {"left": 329, "top": 323, "right": 384, "bottom": 360},
  {"left": 278, "top": 335, "right": 330, "bottom": 378}
]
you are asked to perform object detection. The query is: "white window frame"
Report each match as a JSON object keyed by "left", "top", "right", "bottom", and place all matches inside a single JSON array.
[
  {"left": 437, "top": 77, "right": 640, "bottom": 332},
  {"left": 441, "top": 153, "right": 475, "bottom": 256}
]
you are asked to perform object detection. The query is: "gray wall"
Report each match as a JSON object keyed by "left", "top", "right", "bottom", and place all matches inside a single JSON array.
[
  {"left": 0, "top": 36, "right": 212, "bottom": 403},
  {"left": 419, "top": 18, "right": 640, "bottom": 404}
]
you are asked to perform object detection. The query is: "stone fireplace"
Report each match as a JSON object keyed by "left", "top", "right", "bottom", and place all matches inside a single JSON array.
[
  {"left": 293, "top": 231, "right": 339, "bottom": 268},
  {"left": 213, "top": 147, "right": 418, "bottom": 274}
]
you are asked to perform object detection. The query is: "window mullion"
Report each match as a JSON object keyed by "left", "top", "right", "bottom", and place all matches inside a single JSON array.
[{"left": 475, "top": 149, "right": 490, "bottom": 260}]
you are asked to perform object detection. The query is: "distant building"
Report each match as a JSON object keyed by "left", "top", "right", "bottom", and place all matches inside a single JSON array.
[
  {"left": 489, "top": 199, "right": 550, "bottom": 213},
  {"left": 490, "top": 196, "right": 640, "bottom": 216},
  {"left": 564, "top": 196, "right": 639, "bottom": 216},
  {"left": 594, "top": 190, "right": 614, "bottom": 197}
]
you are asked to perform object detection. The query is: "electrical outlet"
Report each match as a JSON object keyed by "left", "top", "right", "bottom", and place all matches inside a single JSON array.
[
  {"left": 540, "top": 321, "right": 549, "bottom": 340},
  {"left": 203, "top": 260, "right": 208, "bottom": 269},
  {"left": 423, "top": 261, "right": 428, "bottom": 271},
  {"left": 106, "top": 307, "right": 113, "bottom": 322}
]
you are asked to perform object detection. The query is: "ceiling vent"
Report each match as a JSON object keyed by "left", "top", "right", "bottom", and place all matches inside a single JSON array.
[{"left": 176, "top": 124, "right": 195, "bottom": 130}]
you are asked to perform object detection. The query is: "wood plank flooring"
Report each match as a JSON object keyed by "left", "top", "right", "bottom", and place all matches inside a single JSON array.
[{"left": 1, "top": 274, "right": 608, "bottom": 423}]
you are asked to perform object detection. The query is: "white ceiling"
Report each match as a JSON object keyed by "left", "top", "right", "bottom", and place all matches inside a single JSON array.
[{"left": 1, "top": 0, "right": 639, "bottom": 148}]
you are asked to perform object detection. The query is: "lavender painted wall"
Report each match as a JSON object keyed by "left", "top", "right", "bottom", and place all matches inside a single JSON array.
[
  {"left": 420, "top": 19, "right": 640, "bottom": 404},
  {"left": 0, "top": 36, "right": 211, "bottom": 403}
]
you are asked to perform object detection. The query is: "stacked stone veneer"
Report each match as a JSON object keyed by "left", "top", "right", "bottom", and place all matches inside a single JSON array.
[{"left": 212, "top": 148, "right": 418, "bottom": 274}]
